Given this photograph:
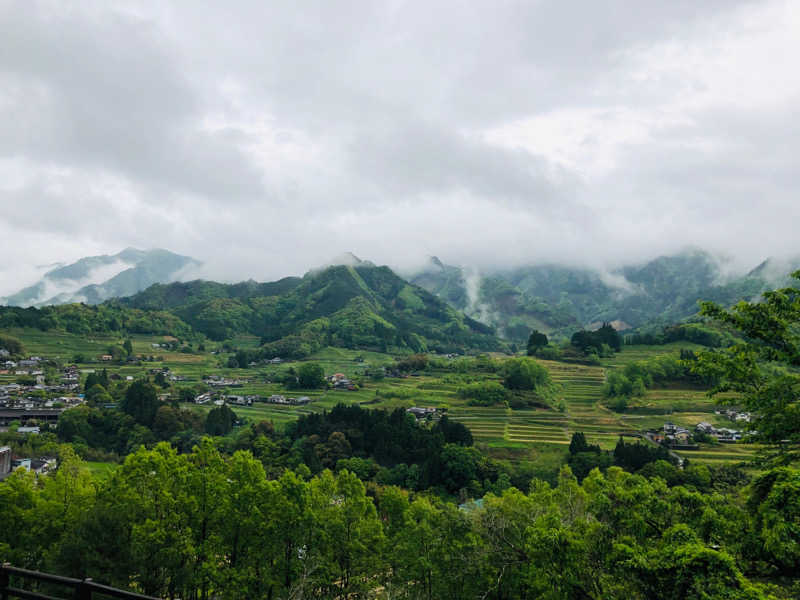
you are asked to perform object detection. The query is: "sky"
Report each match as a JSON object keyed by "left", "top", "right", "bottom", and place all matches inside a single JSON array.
[{"left": 1, "top": 0, "right": 799, "bottom": 295}]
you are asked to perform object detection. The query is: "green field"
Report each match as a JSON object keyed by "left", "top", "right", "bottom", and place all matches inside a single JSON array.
[{"left": 2, "top": 327, "right": 761, "bottom": 467}]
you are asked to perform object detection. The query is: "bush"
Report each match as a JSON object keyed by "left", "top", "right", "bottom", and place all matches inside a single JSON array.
[
  {"left": 297, "top": 362, "right": 326, "bottom": 388},
  {"left": 501, "top": 357, "right": 550, "bottom": 391},
  {"left": 457, "top": 381, "right": 509, "bottom": 406}
]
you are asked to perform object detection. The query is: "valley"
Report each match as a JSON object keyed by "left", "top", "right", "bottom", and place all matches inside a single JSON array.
[{"left": 1, "top": 327, "right": 759, "bottom": 472}]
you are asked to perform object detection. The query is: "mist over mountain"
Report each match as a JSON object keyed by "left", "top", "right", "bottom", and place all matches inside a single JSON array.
[
  {"left": 3, "top": 247, "right": 797, "bottom": 349},
  {"left": 407, "top": 249, "right": 800, "bottom": 341},
  {"left": 117, "top": 260, "right": 500, "bottom": 356},
  {"left": 1, "top": 248, "right": 200, "bottom": 307}
]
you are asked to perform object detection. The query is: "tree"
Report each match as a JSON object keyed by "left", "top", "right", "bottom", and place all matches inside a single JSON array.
[
  {"left": 123, "top": 338, "right": 133, "bottom": 356},
  {"left": 0, "top": 333, "right": 24, "bottom": 356},
  {"left": 297, "top": 362, "right": 325, "bottom": 388},
  {"left": 692, "top": 271, "right": 800, "bottom": 462},
  {"left": 153, "top": 406, "right": 183, "bottom": 440},
  {"left": 120, "top": 380, "right": 160, "bottom": 428},
  {"left": 526, "top": 330, "right": 548, "bottom": 355},
  {"left": 85, "top": 383, "right": 113, "bottom": 407},
  {"left": 205, "top": 404, "right": 237, "bottom": 436},
  {"left": 501, "top": 357, "right": 550, "bottom": 391}
]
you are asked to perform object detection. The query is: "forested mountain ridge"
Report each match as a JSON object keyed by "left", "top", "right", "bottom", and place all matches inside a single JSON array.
[
  {"left": 409, "top": 249, "right": 794, "bottom": 341},
  {"left": 115, "top": 263, "right": 502, "bottom": 355}
]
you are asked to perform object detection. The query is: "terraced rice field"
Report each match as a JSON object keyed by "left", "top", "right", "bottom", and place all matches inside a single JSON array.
[
  {"left": 448, "top": 361, "right": 624, "bottom": 452},
  {"left": 448, "top": 355, "right": 761, "bottom": 466}
]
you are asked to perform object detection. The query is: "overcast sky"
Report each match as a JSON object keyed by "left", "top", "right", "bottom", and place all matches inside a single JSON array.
[{"left": 1, "top": 0, "right": 799, "bottom": 294}]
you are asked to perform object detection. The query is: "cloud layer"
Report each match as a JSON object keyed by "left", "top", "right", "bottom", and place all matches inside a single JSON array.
[{"left": 1, "top": 0, "right": 799, "bottom": 295}]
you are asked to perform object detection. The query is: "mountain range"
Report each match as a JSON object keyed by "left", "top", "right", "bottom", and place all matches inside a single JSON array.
[
  {"left": 1, "top": 248, "right": 200, "bottom": 307},
  {"left": 116, "top": 262, "right": 500, "bottom": 356},
  {"left": 3, "top": 247, "right": 798, "bottom": 351},
  {"left": 407, "top": 250, "right": 800, "bottom": 342}
]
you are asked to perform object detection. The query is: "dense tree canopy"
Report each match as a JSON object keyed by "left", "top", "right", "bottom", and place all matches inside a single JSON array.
[
  {"left": 692, "top": 270, "right": 800, "bottom": 462},
  {"left": 120, "top": 380, "right": 160, "bottom": 428},
  {"left": 501, "top": 357, "right": 551, "bottom": 391},
  {"left": 526, "top": 329, "right": 548, "bottom": 355},
  {"left": 0, "top": 444, "right": 781, "bottom": 599}
]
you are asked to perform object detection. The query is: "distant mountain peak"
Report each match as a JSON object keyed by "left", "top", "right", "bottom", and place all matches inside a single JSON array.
[
  {"left": 428, "top": 256, "right": 445, "bottom": 270},
  {"left": 328, "top": 252, "right": 366, "bottom": 266},
  {"left": 308, "top": 253, "right": 376, "bottom": 275},
  {"left": 1, "top": 248, "right": 199, "bottom": 307}
]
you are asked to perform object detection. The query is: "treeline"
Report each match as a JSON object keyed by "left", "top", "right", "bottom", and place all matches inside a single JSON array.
[
  {"left": 456, "top": 357, "right": 555, "bottom": 408},
  {"left": 49, "top": 384, "right": 521, "bottom": 496},
  {"left": 624, "top": 322, "right": 736, "bottom": 348},
  {"left": 0, "top": 303, "right": 194, "bottom": 337},
  {"left": 287, "top": 405, "right": 504, "bottom": 493},
  {"left": 567, "top": 432, "right": 678, "bottom": 480},
  {"left": 0, "top": 333, "right": 24, "bottom": 355},
  {"left": 570, "top": 322, "right": 622, "bottom": 355},
  {"left": 0, "top": 442, "right": 789, "bottom": 599},
  {"left": 603, "top": 351, "right": 714, "bottom": 411}
]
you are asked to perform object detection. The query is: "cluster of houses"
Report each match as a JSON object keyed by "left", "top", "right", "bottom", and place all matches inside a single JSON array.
[
  {"left": 1, "top": 373, "right": 83, "bottom": 411},
  {"left": 650, "top": 420, "right": 748, "bottom": 446},
  {"left": 406, "top": 406, "right": 439, "bottom": 420},
  {"left": 204, "top": 375, "right": 247, "bottom": 388},
  {"left": 695, "top": 421, "right": 746, "bottom": 442},
  {"left": 193, "top": 391, "right": 311, "bottom": 406},
  {"left": 266, "top": 394, "right": 312, "bottom": 405},
  {"left": 147, "top": 367, "right": 187, "bottom": 382},
  {"left": 328, "top": 373, "right": 357, "bottom": 390},
  {"left": 715, "top": 408, "right": 753, "bottom": 423},
  {"left": 0, "top": 446, "right": 56, "bottom": 480},
  {"left": 1, "top": 355, "right": 45, "bottom": 374},
  {"left": 651, "top": 423, "right": 694, "bottom": 446}
]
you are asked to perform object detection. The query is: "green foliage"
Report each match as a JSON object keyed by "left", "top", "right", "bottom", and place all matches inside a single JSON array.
[
  {"left": 205, "top": 404, "right": 237, "bottom": 436},
  {"left": 0, "top": 443, "right": 780, "bottom": 598},
  {"left": 394, "top": 353, "right": 429, "bottom": 372},
  {"left": 604, "top": 353, "right": 714, "bottom": 410},
  {"left": 120, "top": 380, "right": 160, "bottom": 428},
  {"left": 85, "top": 384, "right": 112, "bottom": 407},
  {"left": 691, "top": 271, "right": 800, "bottom": 461},
  {"left": 626, "top": 322, "right": 736, "bottom": 348},
  {"left": 296, "top": 362, "right": 326, "bottom": 388},
  {"left": 747, "top": 467, "right": 800, "bottom": 573},
  {"left": 571, "top": 322, "right": 622, "bottom": 355},
  {"left": 0, "top": 333, "right": 24, "bottom": 355},
  {"left": 501, "top": 357, "right": 550, "bottom": 391},
  {"left": 126, "top": 264, "right": 504, "bottom": 356},
  {"left": 457, "top": 381, "right": 509, "bottom": 406},
  {"left": 526, "top": 329, "right": 548, "bottom": 355},
  {"left": 0, "top": 303, "right": 194, "bottom": 337}
]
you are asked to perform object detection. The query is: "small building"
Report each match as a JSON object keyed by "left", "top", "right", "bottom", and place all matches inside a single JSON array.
[
  {"left": 407, "top": 406, "right": 437, "bottom": 419},
  {"left": 194, "top": 393, "right": 213, "bottom": 405}
]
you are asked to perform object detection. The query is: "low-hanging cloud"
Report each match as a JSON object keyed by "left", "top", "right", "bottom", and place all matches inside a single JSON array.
[{"left": 1, "top": 0, "right": 799, "bottom": 296}]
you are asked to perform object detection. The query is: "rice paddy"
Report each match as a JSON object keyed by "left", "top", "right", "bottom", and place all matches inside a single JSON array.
[{"left": 3, "top": 328, "right": 760, "bottom": 467}]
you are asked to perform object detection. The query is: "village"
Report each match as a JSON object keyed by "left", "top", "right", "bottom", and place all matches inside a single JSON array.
[{"left": 648, "top": 409, "right": 755, "bottom": 450}]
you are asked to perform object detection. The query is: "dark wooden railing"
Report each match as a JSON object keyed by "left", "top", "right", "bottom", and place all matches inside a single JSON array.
[{"left": 0, "top": 565, "right": 160, "bottom": 600}]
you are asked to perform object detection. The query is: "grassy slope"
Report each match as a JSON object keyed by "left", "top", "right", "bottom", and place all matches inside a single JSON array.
[{"left": 3, "top": 328, "right": 759, "bottom": 467}]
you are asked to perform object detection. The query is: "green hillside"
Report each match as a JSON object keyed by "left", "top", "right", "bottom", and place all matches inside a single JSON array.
[
  {"left": 117, "top": 264, "right": 504, "bottom": 356},
  {"left": 410, "top": 250, "right": 786, "bottom": 342}
]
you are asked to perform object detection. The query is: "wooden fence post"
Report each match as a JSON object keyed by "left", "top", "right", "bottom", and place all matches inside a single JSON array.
[
  {"left": 74, "top": 577, "right": 93, "bottom": 600},
  {"left": 1, "top": 563, "right": 10, "bottom": 600}
]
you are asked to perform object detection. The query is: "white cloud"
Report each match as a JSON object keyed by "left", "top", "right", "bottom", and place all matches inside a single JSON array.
[{"left": 1, "top": 0, "right": 799, "bottom": 294}]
